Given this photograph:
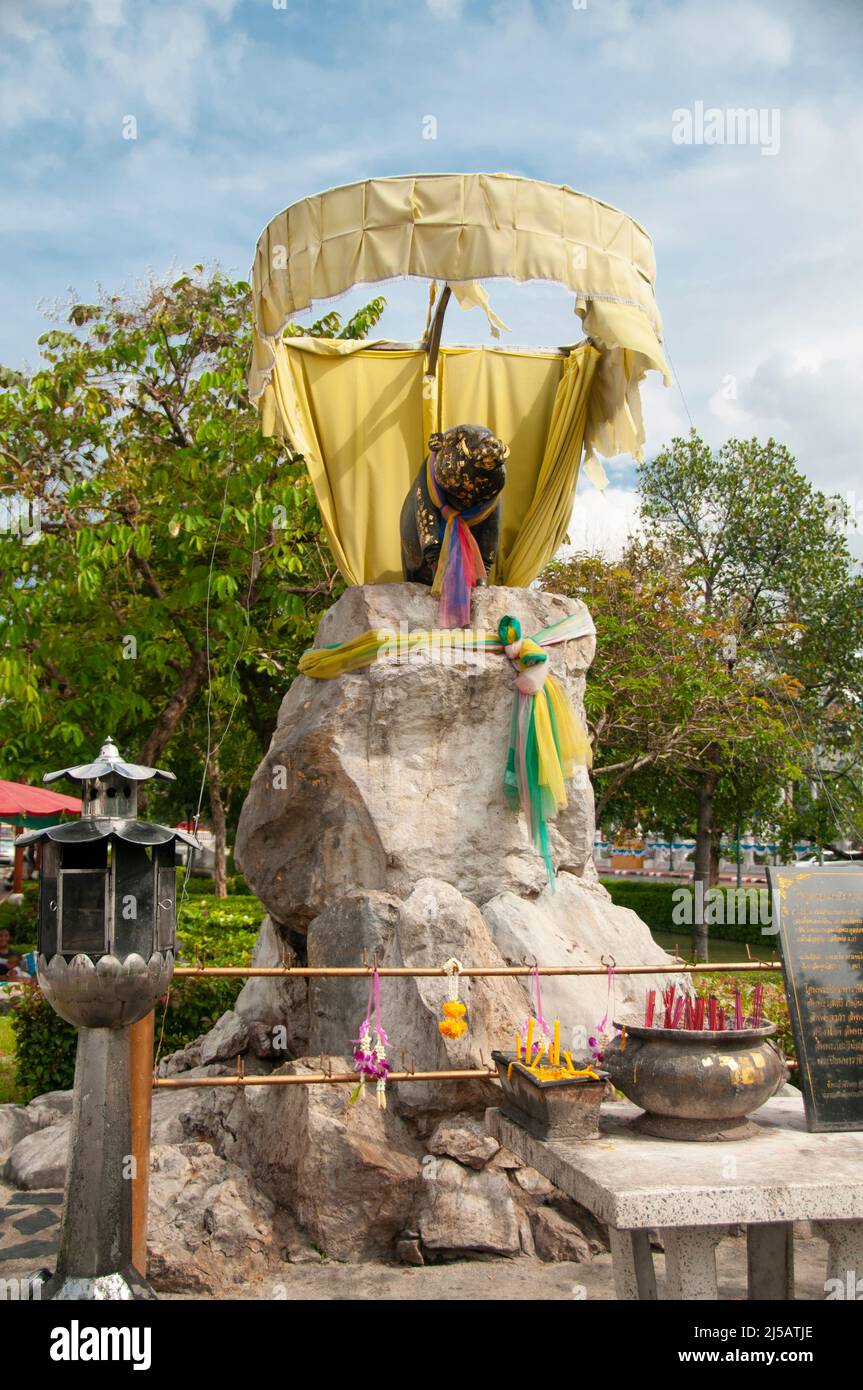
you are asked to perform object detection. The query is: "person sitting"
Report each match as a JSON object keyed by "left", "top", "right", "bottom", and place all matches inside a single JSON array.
[{"left": 4, "top": 950, "right": 32, "bottom": 982}]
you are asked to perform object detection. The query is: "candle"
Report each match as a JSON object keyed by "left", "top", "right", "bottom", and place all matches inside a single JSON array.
[
  {"left": 553, "top": 1019, "right": 560, "bottom": 1067},
  {"left": 525, "top": 1018, "right": 534, "bottom": 1065},
  {"left": 515, "top": 1031, "right": 522, "bottom": 1062},
  {"left": 645, "top": 990, "right": 656, "bottom": 1027}
]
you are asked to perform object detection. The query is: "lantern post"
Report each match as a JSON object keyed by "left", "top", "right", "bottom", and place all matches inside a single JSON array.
[{"left": 18, "top": 738, "right": 196, "bottom": 1300}]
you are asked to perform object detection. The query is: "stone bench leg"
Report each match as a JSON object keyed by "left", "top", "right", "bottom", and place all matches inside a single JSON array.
[
  {"left": 812, "top": 1220, "right": 863, "bottom": 1299},
  {"left": 662, "top": 1227, "right": 724, "bottom": 1300},
  {"left": 747, "top": 1223, "right": 794, "bottom": 1300},
  {"left": 609, "top": 1228, "right": 657, "bottom": 1300}
]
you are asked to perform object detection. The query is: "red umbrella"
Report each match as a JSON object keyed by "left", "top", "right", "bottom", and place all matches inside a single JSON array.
[
  {"left": 0, "top": 780, "right": 81, "bottom": 893},
  {"left": 0, "top": 780, "right": 82, "bottom": 817}
]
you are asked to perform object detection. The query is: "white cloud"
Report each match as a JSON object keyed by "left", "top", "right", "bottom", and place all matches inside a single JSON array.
[
  {"left": 566, "top": 485, "right": 642, "bottom": 560},
  {"left": 426, "top": 0, "right": 465, "bottom": 18}
]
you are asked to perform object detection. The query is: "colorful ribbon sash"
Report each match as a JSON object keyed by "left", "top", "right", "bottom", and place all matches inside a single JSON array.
[
  {"left": 427, "top": 451, "right": 502, "bottom": 629},
  {"left": 298, "top": 610, "right": 594, "bottom": 886}
]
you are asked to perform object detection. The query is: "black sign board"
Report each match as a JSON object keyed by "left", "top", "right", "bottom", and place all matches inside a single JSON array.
[{"left": 767, "top": 863, "right": 863, "bottom": 1132}]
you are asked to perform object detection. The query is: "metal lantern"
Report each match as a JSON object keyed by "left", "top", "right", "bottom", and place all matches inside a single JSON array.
[{"left": 19, "top": 738, "right": 197, "bottom": 1300}]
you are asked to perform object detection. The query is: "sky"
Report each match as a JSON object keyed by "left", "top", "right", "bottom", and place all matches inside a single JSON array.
[{"left": 1, "top": 0, "right": 861, "bottom": 555}]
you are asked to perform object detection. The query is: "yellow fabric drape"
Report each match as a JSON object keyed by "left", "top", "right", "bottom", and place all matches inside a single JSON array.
[
  {"left": 250, "top": 174, "right": 665, "bottom": 394},
  {"left": 262, "top": 339, "right": 599, "bottom": 586},
  {"left": 501, "top": 345, "right": 599, "bottom": 586}
]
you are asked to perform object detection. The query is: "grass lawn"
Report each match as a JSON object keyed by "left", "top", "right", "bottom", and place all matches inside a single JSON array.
[{"left": 0, "top": 1012, "right": 23, "bottom": 1104}]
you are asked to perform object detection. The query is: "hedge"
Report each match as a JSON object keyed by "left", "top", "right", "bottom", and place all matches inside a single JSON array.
[
  {"left": 10, "top": 897, "right": 263, "bottom": 1100},
  {"left": 0, "top": 881, "right": 38, "bottom": 938},
  {"left": 601, "top": 878, "right": 775, "bottom": 946}
]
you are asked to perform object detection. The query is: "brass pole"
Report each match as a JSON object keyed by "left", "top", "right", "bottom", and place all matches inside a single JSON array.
[
  {"left": 129, "top": 1010, "right": 155, "bottom": 1276},
  {"left": 172, "top": 961, "right": 779, "bottom": 979},
  {"left": 154, "top": 1066, "right": 499, "bottom": 1089}
]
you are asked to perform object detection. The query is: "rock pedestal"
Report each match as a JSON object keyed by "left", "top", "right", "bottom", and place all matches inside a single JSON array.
[
  {"left": 235, "top": 584, "right": 598, "bottom": 922},
  {"left": 216, "top": 585, "right": 679, "bottom": 1267}
]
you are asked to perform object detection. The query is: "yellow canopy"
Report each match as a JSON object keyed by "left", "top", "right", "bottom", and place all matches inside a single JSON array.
[{"left": 249, "top": 173, "right": 669, "bottom": 587}]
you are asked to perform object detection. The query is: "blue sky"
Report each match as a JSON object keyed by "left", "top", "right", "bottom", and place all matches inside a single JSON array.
[{"left": 2, "top": 0, "right": 861, "bottom": 550}]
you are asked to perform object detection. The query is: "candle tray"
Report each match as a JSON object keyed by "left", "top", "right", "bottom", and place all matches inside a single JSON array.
[{"left": 491, "top": 1050, "right": 608, "bottom": 1140}]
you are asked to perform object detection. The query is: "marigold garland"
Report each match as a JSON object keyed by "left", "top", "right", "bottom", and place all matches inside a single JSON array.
[{"left": 438, "top": 958, "right": 468, "bottom": 1039}]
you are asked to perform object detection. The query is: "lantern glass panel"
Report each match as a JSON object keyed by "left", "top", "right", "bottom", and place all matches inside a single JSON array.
[
  {"left": 58, "top": 870, "right": 108, "bottom": 955},
  {"left": 113, "top": 843, "right": 155, "bottom": 959}
]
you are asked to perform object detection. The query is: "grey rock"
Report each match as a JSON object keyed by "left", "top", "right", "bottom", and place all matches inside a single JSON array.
[
  {"left": 26, "top": 1089, "right": 74, "bottom": 1121},
  {"left": 531, "top": 1204, "right": 593, "bottom": 1263},
  {"left": 427, "top": 1115, "right": 500, "bottom": 1170},
  {"left": 488, "top": 1147, "right": 524, "bottom": 1172},
  {"left": 228, "top": 1055, "right": 423, "bottom": 1263},
  {"left": 0, "top": 1104, "right": 40, "bottom": 1161},
  {"left": 235, "top": 584, "right": 597, "bottom": 926},
  {"left": 147, "top": 1140, "right": 280, "bottom": 1293},
  {"left": 156, "top": 1041, "right": 203, "bottom": 1077},
  {"left": 199, "top": 1010, "right": 249, "bottom": 1065},
  {"left": 232, "top": 915, "right": 309, "bottom": 1058},
  {"left": 308, "top": 879, "right": 529, "bottom": 1119},
  {"left": 395, "top": 1235, "right": 425, "bottom": 1266},
  {"left": 483, "top": 871, "right": 683, "bottom": 1046},
  {"left": 2, "top": 1119, "right": 70, "bottom": 1189},
  {"left": 513, "top": 1166, "right": 556, "bottom": 1200},
  {"left": 418, "top": 1158, "right": 521, "bottom": 1257}
]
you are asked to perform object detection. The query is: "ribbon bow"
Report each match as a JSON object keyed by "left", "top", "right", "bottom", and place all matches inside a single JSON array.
[
  {"left": 499, "top": 615, "right": 588, "bottom": 886},
  {"left": 428, "top": 451, "right": 502, "bottom": 629}
]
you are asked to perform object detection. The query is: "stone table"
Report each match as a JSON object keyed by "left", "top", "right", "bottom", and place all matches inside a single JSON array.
[{"left": 487, "top": 1093, "right": 863, "bottom": 1300}]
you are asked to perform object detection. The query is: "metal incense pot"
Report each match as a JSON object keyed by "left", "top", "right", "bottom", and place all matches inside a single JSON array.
[{"left": 19, "top": 739, "right": 197, "bottom": 1299}]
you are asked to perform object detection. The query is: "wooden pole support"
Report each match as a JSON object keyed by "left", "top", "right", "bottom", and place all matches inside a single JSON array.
[{"left": 129, "top": 1010, "right": 155, "bottom": 1277}]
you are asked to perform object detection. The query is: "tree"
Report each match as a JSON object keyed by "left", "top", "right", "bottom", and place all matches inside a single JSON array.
[
  {"left": 0, "top": 268, "right": 386, "bottom": 890},
  {"left": 636, "top": 433, "right": 863, "bottom": 951},
  {"left": 545, "top": 542, "right": 796, "bottom": 920}
]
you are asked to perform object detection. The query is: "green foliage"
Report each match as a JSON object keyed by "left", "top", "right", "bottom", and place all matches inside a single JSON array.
[
  {"left": 698, "top": 970, "right": 795, "bottom": 1071},
  {"left": 636, "top": 432, "right": 863, "bottom": 851},
  {"left": 0, "top": 268, "right": 387, "bottom": 847},
  {"left": 0, "top": 1015, "right": 25, "bottom": 1104},
  {"left": 545, "top": 542, "right": 794, "bottom": 830},
  {"left": 600, "top": 878, "right": 771, "bottom": 945},
  {"left": 179, "top": 873, "right": 252, "bottom": 896},
  {"left": 0, "top": 881, "right": 38, "bottom": 937},
  {"left": 155, "top": 897, "right": 262, "bottom": 1057},
  {"left": 10, "top": 896, "right": 262, "bottom": 1099},
  {"left": 10, "top": 989, "right": 77, "bottom": 1101}
]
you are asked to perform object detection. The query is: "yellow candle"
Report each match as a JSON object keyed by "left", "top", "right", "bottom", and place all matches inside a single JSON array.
[
  {"left": 553, "top": 1019, "right": 560, "bottom": 1067},
  {"left": 515, "top": 1031, "right": 522, "bottom": 1061},
  {"left": 525, "top": 1018, "right": 534, "bottom": 1064}
]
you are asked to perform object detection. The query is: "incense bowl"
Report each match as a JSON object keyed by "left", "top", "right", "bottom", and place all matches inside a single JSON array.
[
  {"left": 491, "top": 1051, "right": 608, "bottom": 1140},
  {"left": 604, "top": 1022, "right": 786, "bottom": 1141}
]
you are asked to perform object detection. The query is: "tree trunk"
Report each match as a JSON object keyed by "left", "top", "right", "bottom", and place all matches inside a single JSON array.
[
  {"left": 137, "top": 649, "right": 208, "bottom": 767},
  {"left": 208, "top": 753, "right": 228, "bottom": 899},
  {"left": 693, "top": 767, "right": 719, "bottom": 961}
]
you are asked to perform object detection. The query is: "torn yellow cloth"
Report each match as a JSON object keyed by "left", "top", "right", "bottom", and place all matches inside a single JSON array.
[{"left": 249, "top": 174, "right": 670, "bottom": 586}]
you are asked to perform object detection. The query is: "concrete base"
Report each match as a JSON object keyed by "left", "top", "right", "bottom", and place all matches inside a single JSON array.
[{"left": 32, "top": 1266, "right": 157, "bottom": 1301}]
